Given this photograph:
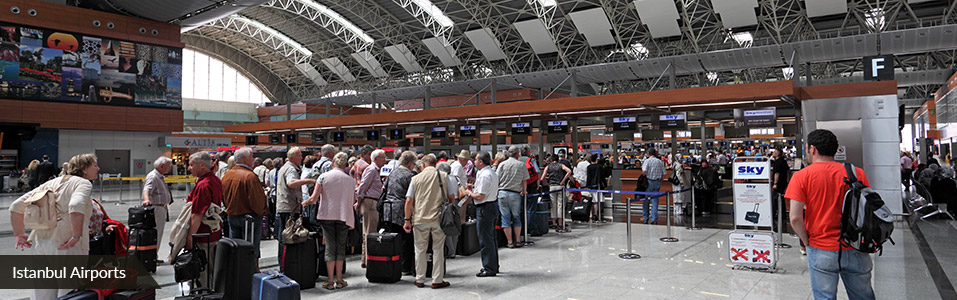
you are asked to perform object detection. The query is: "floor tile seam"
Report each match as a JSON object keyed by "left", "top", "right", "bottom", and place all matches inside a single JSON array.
[{"left": 909, "top": 218, "right": 957, "bottom": 300}]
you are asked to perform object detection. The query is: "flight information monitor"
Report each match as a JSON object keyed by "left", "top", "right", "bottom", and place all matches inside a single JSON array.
[
  {"left": 460, "top": 125, "right": 477, "bottom": 137},
  {"left": 547, "top": 121, "right": 568, "bottom": 134},
  {"left": 511, "top": 122, "right": 531, "bottom": 135},
  {"left": 612, "top": 117, "right": 637, "bottom": 131}
]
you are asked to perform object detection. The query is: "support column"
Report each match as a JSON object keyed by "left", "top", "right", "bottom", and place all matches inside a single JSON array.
[
  {"left": 795, "top": 106, "right": 804, "bottom": 157},
  {"left": 671, "top": 130, "right": 678, "bottom": 161},
  {"left": 539, "top": 120, "right": 546, "bottom": 159},
  {"left": 570, "top": 71, "right": 578, "bottom": 97},
  {"left": 286, "top": 104, "right": 292, "bottom": 151},
  {"left": 325, "top": 99, "right": 330, "bottom": 117},
  {"left": 490, "top": 123, "right": 498, "bottom": 156},
  {"left": 701, "top": 116, "right": 706, "bottom": 154},
  {"left": 571, "top": 119, "right": 579, "bottom": 159},
  {"left": 424, "top": 128, "right": 432, "bottom": 154},
  {"left": 425, "top": 87, "right": 432, "bottom": 110},
  {"left": 805, "top": 62, "right": 813, "bottom": 86},
  {"left": 669, "top": 59, "right": 676, "bottom": 89},
  {"left": 490, "top": 79, "right": 497, "bottom": 104}
]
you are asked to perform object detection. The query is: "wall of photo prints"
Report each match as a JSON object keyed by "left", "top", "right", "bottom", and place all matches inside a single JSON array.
[{"left": 0, "top": 22, "right": 182, "bottom": 109}]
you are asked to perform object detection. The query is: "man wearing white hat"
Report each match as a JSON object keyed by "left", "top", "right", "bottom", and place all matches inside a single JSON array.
[{"left": 450, "top": 150, "right": 471, "bottom": 188}]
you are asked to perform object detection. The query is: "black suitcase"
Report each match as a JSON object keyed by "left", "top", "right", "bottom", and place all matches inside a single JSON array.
[
  {"left": 252, "top": 273, "right": 300, "bottom": 300},
  {"left": 316, "top": 233, "right": 347, "bottom": 278},
  {"left": 57, "top": 290, "right": 99, "bottom": 300},
  {"left": 570, "top": 201, "right": 592, "bottom": 222},
  {"left": 108, "top": 289, "right": 155, "bottom": 300},
  {"left": 456, "top": 221, "right": 479, "bottom": 256},
  {"left": 128, "top": 228, "right": 157, "bottom": 273},
  {"left": 213, "top": 238, "right": 256, "bottom": 300},
  {"left": 281, "top": 239, "right": 317, "bottom": 289},
  {"left": 495, "top": 226, "right": 507, "bottom": 248},
  {"left": 128, "top": 206, "right": 156, "bottom": 229},
  {"left": 347, "top": 211, "right": 362, "bottom": 255},
  {"left": 529, "top": 201, "right": 550, "bottom": 236},
  {"left": 366, "top": 231, "right": 402, "bottom": 283},
  {"left": 174, "top": 294, "right": 222, "bottom": 300},
  {"left": 425, "top": 252, "right": 446, "bottom": 278}
]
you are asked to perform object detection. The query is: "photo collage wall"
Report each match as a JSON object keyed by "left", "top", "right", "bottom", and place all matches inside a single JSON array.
[{"left": 0, "top": 22, "right": 182, "bottom": 109}]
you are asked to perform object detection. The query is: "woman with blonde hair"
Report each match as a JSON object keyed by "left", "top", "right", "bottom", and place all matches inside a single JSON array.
[
  {"left": 10, "top": 153, "right": 99, "bottom": 299},
  {"left": 26, "top": 159, "right": 39, "bottom": 189}
]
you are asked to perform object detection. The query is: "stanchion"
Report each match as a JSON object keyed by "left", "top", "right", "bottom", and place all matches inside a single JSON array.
[
  {"left": 523, "top": 192, "right": 535, "bottom": 246},
  {"left": 659, "top": 192, "right": 679, "bottom": 242},
  {"left": 618, "top": 196, "right": 641, "bottom": 259},
  {"left": 687, "top": 187, "right": 701, "bottom": 230},
  {"left": 775, "top": 194, "right": 791, "bottom": 248}
]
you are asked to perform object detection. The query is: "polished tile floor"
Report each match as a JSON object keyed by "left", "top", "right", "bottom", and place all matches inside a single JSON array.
[{"left": 0, "top": 188, "right": 950, "bottom": 300}]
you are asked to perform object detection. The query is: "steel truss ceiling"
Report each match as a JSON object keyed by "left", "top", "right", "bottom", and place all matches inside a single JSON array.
[{"left": 184, "top": 0, "right": 957, "bottom": 106}]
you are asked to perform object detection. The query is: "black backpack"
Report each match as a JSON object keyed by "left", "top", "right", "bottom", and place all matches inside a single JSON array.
[{"left": 839, "top": 163, "right": 895, "bottom": 262}]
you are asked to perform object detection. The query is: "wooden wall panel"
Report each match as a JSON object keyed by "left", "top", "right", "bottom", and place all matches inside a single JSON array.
[
  {"left": 0, "top": 99, "right": 22, "bottom": 123},
  {"left": 168, "top": 110, "right": 183, "bottom": 132},
  {"left": 796, "top": 81, "right": 897, "bottom": 100},
  {"left": 22, "top": 101, "right": 78, "bottom": 129},
  {"left": 0, "top": 99, "right": 179, "bottom": 132}
]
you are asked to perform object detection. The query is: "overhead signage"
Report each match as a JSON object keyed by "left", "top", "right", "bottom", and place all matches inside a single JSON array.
[
  {"left": 367, "top": 130, "right": 379, "bottom": 141},
  {"left": 733, "top": 183, "right": 773, "bottom": 227},
  {"left": 285, "top": 133, "right": 297, "bottom": 144},
  {"left": 657, "top": 112, "right": 687, "bottom": 130},
  {"left": 269, "top": 134, "right": 283, "bottom": 144},
  {"left": 244, "top": 136, "right": 258, "bottom": 146},
  {"left": 733, "top": 161, "right": 770, "bottom": 180},
  {"left": 313, "top": 132, "right": 326, "bottom": 144},
  {"left": 332, "top": 131, "right": 345, "bottom": 142},
  {"left": 511, "top": 122, "right": 531, "bottom": 135},
  {"left": 863, "top": 55, "right": 894, "bottom": 81},
  {"left": 431, "top": 127, "right": 447, "bottom": 138},
  {"left": 162, "top": 137, "right": 232, "bottom": 148},
  {"left": 389, "top": 129, "right": 404, "bottom": 140},
  {"left": 734, "top": 107, "right": 777, "bottom": 128},
  {"left": 612, "top": 117, "right": 637, "bottom": 131},
  {"left": 547, "top": 121, "right": 568, "bottom": 134},
  {"left": 459, "top": 125, "right": 477, "bottom": 137},
  {"left": 728, "top": 231, "right": 776, "bottom": 269}
]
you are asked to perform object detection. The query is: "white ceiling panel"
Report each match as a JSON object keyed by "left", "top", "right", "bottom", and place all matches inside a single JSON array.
[
  {"left": 422, "top": 36, "right": 463, "bottom": 67},
  {"left": 464, "top": 28, "right": 507, "bottom": 61},
  {"left": 712, "top": 0, "right": 758, "bottom": 28},
  {"left": 513, "top": 19, "right": 559, "bottom": 54},
  {"left": 295, "top": 62, "right": 328, "bottom": 86},
  {"left": 568, "top": 7, "right": 616, "bottom": 47},
  {"left": 351, "top": 51, "right": 389, "bottom": 78},
  {"left": 805, "top": 0, "right": 847, "bottom": 18},
  {"left": 632, "top": 0, "right": 681, "bottom": 38},
  {"left": 320, "top": 57, "right": 356, "bottom": 82},
  {"left": 384, "top": 44, "right": 423, "bottom": 73}
]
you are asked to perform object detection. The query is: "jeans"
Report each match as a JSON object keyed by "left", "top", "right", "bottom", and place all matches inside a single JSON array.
[
  {"left": 806, "top": 246, "right": 875, "bottom": 300},
  {"left": 476, "top": 201, "right": 500, "bottom": 274},
  {"left": 274, "top": 212, "right": 291, "bottom": 259},
  {"left": 642, "top": 179, "right": 662, "bottom": 223},
  {"left": 228, "top": 213, "right": 263, "bottom": 258},
  {"left": 498, "top": 190, "right": 523, "bottom": 228}
]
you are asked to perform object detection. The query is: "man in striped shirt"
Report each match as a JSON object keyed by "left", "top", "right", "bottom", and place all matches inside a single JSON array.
[{"left": 641, "top": 148, "right": 665, "bottom": 224}]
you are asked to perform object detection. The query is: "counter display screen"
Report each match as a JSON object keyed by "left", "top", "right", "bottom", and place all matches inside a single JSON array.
[
  {"left": 547, "top": 121, "right": 568, "bottom": 134},
  {"left": 332, "top": 132, "right": 345, "bottom": 142},
  {"left": 245, "top": 136, "right": 258, "bottom": 145},
  {"left": 367, "top": 130, "right": 379, "bottom": 141},
  {"left": 389, "top": 129, "right": 404, "bottom": 140},
  {"left": 285, "top": 133, "right": 297, "bottom": 144},
  {"left": 269, "top": 134, "right": 282, "bottom": 144},
  {"left": 511, "top": 122, "right": 531, "bottom": 135},
  {"left": 431, "top": 127, "right": 447, "bottom": 138},
  {"left": 459, "top": 125, "right": 477, "bottom": 137},
  {"left": 313, "top": 132, "right": 326, "bottom": 144},
  {"left": 612, "top": 117, "right": 637, "bottom": 131},
  {"left": 657, "top": 113, "right": 687, "bottom": 130}
]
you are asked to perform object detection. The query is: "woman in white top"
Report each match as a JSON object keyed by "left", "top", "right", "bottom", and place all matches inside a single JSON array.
[
  {"left": 670, "top": 157, "right": 691, "bottom": 215},
  {"left": 10, "top": 153, "right": 99, "bottom": 300}
]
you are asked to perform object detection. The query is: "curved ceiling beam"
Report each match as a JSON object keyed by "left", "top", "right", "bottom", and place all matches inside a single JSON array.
[
  {"left": 262, "top": 0, "right": 375, "bottom": 54},
  {"left": 393, "top": 0, "right": 455, "bottom": 41},
  {"left": 207, "top": 14, "right": 314, "bottom": 64},
  {"left": 182, "top": 33, "right": 301, "bottom": 104}
]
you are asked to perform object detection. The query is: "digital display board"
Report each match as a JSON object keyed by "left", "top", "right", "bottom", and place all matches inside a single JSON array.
[
  {"left": 389, "top": 129, "right": 404, "bottom": 140},
  {"left": 459, "top": 125, "right": 477, "bottom": 137},
  {"left": 0, "top": 22, "right": 183, "bottom": 108},
  {"left": 332, "top": 131, "right": 345, "bottom": 142},
  {"left": 431, "top": 127, "right": 447, "bottom": 138},
  {"left": 733, "top": 107, "right": 777, "bottom": 127},
  {"left": 547, "top": 121, "right": 568, "bottom": 134},
  {"left": 612, "top": 117, "right": 637, "bottom": 131},
  {"left": 269, "top": 134, "right": 282, "bottom": 144},
  {"left": 285, "top": 133, "right": 296, "bottom": 144},
  {"left": 313, "top": 132, "right": 326, "bottom": 144},
  {"left": 367, "top": 130, "right": 379, "bottom": 141},
  {"left": 657, "top": 113, "right": 687, "bottom": 130},
  {"left": 511, "top": 122, "right": 531, "bottom": 135},
  {"left": 244, "top": 136, "right": 258, "bottom": 145}
]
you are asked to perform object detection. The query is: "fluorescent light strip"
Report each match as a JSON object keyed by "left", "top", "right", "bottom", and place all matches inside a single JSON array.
[
  {"left": 465, "top": 114, "right": 540, "bottom": 122},
  {"left": 341, "top": 123, "right": 393, "bottom": 129},
  {"left": 229, "top": 15, "right": 313, "bottom": 57},
  {"left": 297, "top": 0, "right": 374, "bottom": 44},
  {"left": 408, "top": 0, "right": 454, "bottom": 28},
  {"left": 660, "top": 99, "right": 779, "bottom": 109},
  {"left": 554, "top": 108, "right": 644, "bottom": 116},
  {"left": 299, "top": 127, "right": 337, "bottom": 131}
]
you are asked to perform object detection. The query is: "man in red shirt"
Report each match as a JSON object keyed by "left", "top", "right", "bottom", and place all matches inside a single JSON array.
[
  {"left": 185, "top": 151, "right": 223, "bottom": 289},
  {"left": 786, "top": 129, "right": 875, "bottom": 300}
]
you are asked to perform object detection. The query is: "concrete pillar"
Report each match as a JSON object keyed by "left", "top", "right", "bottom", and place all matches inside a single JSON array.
[
  {"left": 571, "top": 119, "right": 579, "bottom": 159},
  {"left": 539, "top": 120, "right": 546, "bottom": 159},
  {"left": 490, "top": 79, "right": 497, "bottom": 104},
  {"left": 490, "top": 123, "right": 498, "bottom": 156},
  {"left": 570, "top": 71, "right": 578, "bottom": 97},
  {"left": 806, "top": 62, "right": 813, "bottom": 86},
  {"left": 669, "top": 59, "right": 676, "bottom": 89},
  {"left": 671, "top": 130, "right": 678, "bottom": 159},
  {"left": 425, "top": 87, "right": 432, "bottom": 110},
  {"left": 701, "top": 117, "right": 706, "bottom": 153}
]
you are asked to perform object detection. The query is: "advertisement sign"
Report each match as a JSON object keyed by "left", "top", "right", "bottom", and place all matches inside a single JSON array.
[
  {"left": 511, "top": 122, "right": 531, "bottom": 135},
  {"left": 380, "top": 159, "right": 399, "bottom": 177},
  {"left": 733, "top": 161, "right": 770, "bottom": 180},
  {"left": 612, "top": 117, "right": 636, "bottom": 131},
  {"left": 162, "top": 137, "right": 231, "bottom": 148},
  {"left": 734, "top": 107, "right": 777, "bottom": 127},
  {"left": 431, "top": 127, "right": 447, "bottom": 138},
  {"left": 728, "top": 231, "right": 776, "bottom": 269},
  {"left": 547, "top": 121, "right": 568, "bottom": 134},
  {"left": 459, "top": 125, "right": 476, "bottom": 137},
  {"left": 733, "top": 183, "right": 773, "bottom": 227}
]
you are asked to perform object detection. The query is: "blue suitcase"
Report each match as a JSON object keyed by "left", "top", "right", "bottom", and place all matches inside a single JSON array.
[{"left": 252, "top": 273, "right": 300, "bottom": 300}]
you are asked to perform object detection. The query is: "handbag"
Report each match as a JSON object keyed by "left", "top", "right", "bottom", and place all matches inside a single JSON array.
[
  {"left": 89, "top": 226, "right": 115, "bottom": 255},
  {"left": 667, "top": 168, "right": 681, "bottom": 185},
  {"left": 437, "top": 172, "right": 461, "bottom": 237},
  {"left": 173, "top": 248, "right": 207, "bottom": 283},
  {"left": 281, "top": 205, "right": 309, "bottom": 245}
]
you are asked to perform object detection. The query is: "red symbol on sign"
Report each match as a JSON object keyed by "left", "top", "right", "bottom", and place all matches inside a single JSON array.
[
  {"left": 731, "top": 248, "right": 748, "bottom": 261},
  {"left": 752, "top": 249, "right": 771, "bottom": 263},
  {"left": 137, "top": 162, "right": 143, "bottom": 169}
]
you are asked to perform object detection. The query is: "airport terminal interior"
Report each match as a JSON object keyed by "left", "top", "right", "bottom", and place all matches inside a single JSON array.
[{"left": 1, "top": 0, "right": 957, "bottom": 299}]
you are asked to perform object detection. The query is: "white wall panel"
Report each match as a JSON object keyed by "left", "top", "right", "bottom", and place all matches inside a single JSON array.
[
  {"left": 320, "top": 57, "right": 356, "bottom": 82},
  {"left": 351, "top": 51, "right": 389, "bottom": 78},
  {"left": 58, "top": 130, "right": 168, "bottom": 176},
  {"left": 422, "top": 36, "right": 463, "bottom": 67}
]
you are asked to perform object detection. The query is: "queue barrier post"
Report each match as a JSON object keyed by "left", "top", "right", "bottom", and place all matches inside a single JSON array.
[
  {"left": 687, "top": 187, "right": 701, "bottom": 230},
  {"left": 523, "top": 192, "right": 535, "bottom": 246},
  {"left": 659, "top": 192, "right": 678, "bottom": 243},
  {"left": 619, "top": 195, "right": 641, "bottom": 259},
  {"left": 775, "top": 194, "right": 791, "bottom": 248}
]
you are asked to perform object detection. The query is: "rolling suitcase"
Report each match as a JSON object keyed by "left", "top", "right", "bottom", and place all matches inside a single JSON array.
[
  {"left": 252, "top": 273, "right": 300, "bottom": 300},
  {"left": 456, "top": 220, "right": 479, "bottom": 256},
  {"left": 425, "top": 252, "right": 446, "bottom": 278},
  {"left": 128, "top": 227, "right": 157, "bottom": 273},
  {"left": 213, "top": 217, "right": 256, "bottom": 300},
  {"left": 570, "top": 200, "right": 592, "bottom": 222},
  {"left": 529, "top": 201, "right": 550, "bottom": 236},
  {"left": 108, "top": 289, "right": 156, "bottom": 300},
  {"left": 495, "top": 226, "right": 507, "bottom": 248},
  {"left": 128, "top": 206, "right": 156, "bottom": 229},
  {"left": 281, "top": 238, "right": 317, "bottom": 289},
  {"left": 366, "top": 231, "right": 402, "bottom": 283},
  {"left": 261, "top": 215, "right": 272, "bottom": 240}
]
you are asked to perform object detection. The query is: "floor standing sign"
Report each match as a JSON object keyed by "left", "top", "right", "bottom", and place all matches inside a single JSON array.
[{"left": 730, "top": 157, "right": 777, "bottom": 271}]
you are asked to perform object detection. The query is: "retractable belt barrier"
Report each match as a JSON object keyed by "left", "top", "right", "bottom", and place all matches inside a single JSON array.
[{"left": 521, "top": 188, "right": 566, "bottom": 245}]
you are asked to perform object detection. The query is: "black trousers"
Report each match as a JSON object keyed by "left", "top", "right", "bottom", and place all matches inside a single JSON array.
[{"left": 382, "top": 222, "right": 415, "bottom": 273}]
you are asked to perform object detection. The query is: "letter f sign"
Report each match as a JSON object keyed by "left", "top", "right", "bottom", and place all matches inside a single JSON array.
[
  {"left": 871, "top": 58, "right": 884, "bottom": 78},
  {"left": 864, "top": 55, "right": 894, "bottom": 81}
]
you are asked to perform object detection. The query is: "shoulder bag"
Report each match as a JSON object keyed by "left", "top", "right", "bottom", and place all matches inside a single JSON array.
[
  {"left": 437, "top": 172, "right": 461, "bottom": 237},
  {"left": 281, "top": 205, "right": 309, "bottom": 245}
]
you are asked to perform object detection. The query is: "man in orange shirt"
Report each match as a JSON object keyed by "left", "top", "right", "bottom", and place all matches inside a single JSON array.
[{"left": 786, "top": 129, "right": 875, "bottom": 300}]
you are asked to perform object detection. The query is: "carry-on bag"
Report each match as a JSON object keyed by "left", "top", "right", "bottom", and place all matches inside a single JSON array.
[
  {"left": 128, "top": 206, "right": 156, "bottom": 229},
  {"left": 570, "top": 200, "right": 592, "bottom": 222},
  {"left": 128, "top": 227, "right": 157, "bottom": 273},
  {"left": 108, "top": 289, "right": 156, "bottom": 300},
  {"left": 456, "top": 220, "right": 479, "bottom": 256},
  {"left": 366, "top": 230, "right": 402, "bottom": 283},
  {"left": 281, "top": 237, "right": 317, "bottom": 289},
  {"left": 252, "top": 273, "right": 300, "bottom": 300},
  {"left": 212, "top": 217, "right": 256, "bottom": 300}
]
